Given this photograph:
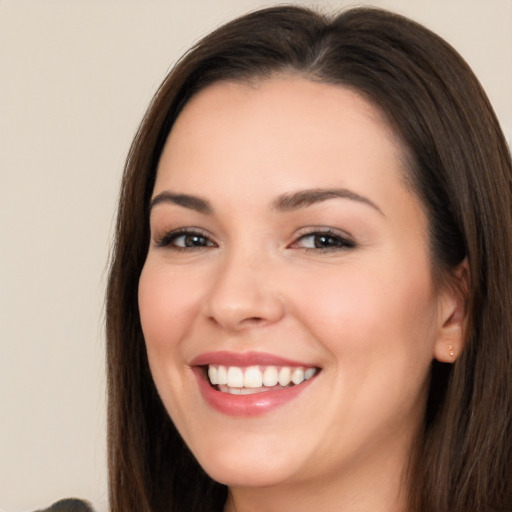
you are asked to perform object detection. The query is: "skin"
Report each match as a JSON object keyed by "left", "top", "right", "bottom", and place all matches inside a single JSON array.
[{"left": 138, "top": 77, "right": 466, "bottom": 512}]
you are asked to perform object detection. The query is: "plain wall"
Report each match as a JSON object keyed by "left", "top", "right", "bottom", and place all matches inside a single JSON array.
[{"left": 1, "top": 1, "right": 510, "bottom": 511}]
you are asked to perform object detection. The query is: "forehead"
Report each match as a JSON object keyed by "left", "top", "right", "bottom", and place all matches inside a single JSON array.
[
  {"left": 154, "top": 77, "right": 408, "bottom": 206},
  {"left": 167, "top": 77, "right": 396, "bottom": 152}
]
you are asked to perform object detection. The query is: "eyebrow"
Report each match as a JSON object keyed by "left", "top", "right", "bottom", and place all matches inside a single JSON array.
[
  {"left": 149, "top": 187, "right": 383, "bottom": 216},
  {"left": 272, "top": 188, "right": 384, "bottom": 215},
  {"left": 149, "top": 191, "right": 213, "bottom": 214}
]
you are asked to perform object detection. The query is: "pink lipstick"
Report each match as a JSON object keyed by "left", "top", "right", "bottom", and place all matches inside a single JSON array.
[{"left": 190, "top": 351, "right": 319, "bottom": 417}]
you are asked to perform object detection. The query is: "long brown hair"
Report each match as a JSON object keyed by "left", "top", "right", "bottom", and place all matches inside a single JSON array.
[{"left": 106, "top": 6, "right": 512, "bottom": 512}]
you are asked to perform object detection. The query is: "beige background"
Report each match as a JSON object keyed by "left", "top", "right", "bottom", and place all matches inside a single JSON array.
[{"left": 0, "top": 1, "right": 510, "bottom": 511}]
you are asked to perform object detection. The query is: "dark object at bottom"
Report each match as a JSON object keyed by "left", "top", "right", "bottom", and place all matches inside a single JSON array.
[{"left": 36, "top": 498, "right": 95, "bottom": 512}]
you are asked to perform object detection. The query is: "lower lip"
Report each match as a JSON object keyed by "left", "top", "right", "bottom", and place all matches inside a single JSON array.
[{"left": 193, "top": 368, "right": 316, "bottom": 417}]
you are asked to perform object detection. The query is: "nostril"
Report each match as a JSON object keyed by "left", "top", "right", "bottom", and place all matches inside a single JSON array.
[
  {"left": 208, "top": 315, "right": 265, "bottom": 329},
  {"left": 239, "top": 316, "right": 270, "bottom": 328}
]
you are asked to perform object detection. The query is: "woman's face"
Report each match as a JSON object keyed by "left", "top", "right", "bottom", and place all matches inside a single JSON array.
[{"left": 139, "top": 78, "right": 459, "bottom": 491}]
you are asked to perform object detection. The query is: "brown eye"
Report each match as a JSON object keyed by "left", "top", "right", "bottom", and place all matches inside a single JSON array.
[
  {"left": 294, "top": 230, "right": 355, "bottom": 251},
  {"left": 175, "top": 233, "right": 212, "bottom": 247},
  {"left": 157, "top": 230, "right": 216, "bottom": 249}
]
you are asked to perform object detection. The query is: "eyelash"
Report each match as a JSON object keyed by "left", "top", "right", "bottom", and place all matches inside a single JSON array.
[
  {"left": 154, "top": 228, "right": 356, "bottom": 252},
  {"left": 155, "top": 228, "right": 216, "bottom": 250},
  {"left": 292, "top": 229, "right": 356, "bottom": 252}
]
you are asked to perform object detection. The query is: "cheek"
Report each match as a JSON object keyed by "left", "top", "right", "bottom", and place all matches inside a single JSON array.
[
  {"left": 138, "top": 261, "right": 202, "bottom": 356},
  {"left": 138, "top": 261, "right": 205, "bottom": 428},
  {"left": 290, "top": 261, "right": 439, "bottom": 368}
]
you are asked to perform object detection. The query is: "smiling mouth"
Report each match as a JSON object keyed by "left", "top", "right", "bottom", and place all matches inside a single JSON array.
[{"left": 205, "top": 364, "right": 319, "bottom": 395}]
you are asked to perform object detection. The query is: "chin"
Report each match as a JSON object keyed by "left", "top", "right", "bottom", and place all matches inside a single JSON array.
[
  {"left": 206, "top": 466, "right": 293, "bottom": 488},
  {"left": 196, "top": 445, "right": 301, "bottom": 488}
]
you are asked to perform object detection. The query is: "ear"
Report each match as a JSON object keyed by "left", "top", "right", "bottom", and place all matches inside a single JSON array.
[{"left": 433, "top": 259, "right": 470, "bottom": 363}]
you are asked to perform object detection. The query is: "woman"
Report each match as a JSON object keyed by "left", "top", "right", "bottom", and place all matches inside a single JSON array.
[{"left": 106, "top": 6, "right": 512, "bottom": 512}]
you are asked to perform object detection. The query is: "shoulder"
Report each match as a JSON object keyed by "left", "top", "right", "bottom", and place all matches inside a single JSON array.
[{"left": 35, "top": 499, "right": 95, "bottom": 512}]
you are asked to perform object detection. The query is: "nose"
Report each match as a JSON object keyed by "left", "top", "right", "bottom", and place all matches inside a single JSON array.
[{"left": 202, "top": 249, "right": 285, "bottom": 332}]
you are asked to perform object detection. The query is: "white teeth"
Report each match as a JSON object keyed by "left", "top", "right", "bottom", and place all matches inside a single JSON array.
[
  {"left": 244, "top": 366, "right": 263, "bottom": 388},
  {"left": 219, "top": 385, "right": 273, "bottom": 395},
  {"left": 305, "top": 367, "right": 316, "bottom": 380},
  {"left": 208, "top": 365, "right": 218, "bottom": 385},
  {"left": 226, "top": 366, "right": 244, "bottom": 388},
  {"left": 262, "top": 366, "right": 278, "bottom": 387},
  {"left": 291, "top": 367, "right": 305, "bottom": 385},
  {"left": 239, "top": 387, "right": 267, "bottom": 395},
  {"left": 278, "top": 367, "right": 291, "bottom": 386},
  {"left": 207, "top": 364, "right": 318, "bottom": 393},
  {"left": 217, "top": 365, "right": 227, "bottom": 385}
]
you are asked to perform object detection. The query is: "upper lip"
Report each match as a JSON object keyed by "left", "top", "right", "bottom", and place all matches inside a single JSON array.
[{"left": 190, "top": 351, "right": 317, "bottom": 368}]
